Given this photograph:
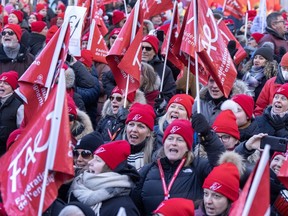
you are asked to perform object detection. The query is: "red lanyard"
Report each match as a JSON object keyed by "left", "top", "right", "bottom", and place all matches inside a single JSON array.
[{"left": 157, "top": 158, "right": 186, "bottom": 200}]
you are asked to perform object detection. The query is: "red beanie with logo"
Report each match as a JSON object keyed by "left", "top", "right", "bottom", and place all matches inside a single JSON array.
[
  {"left": 112, "top": 10, "right": 126, "bottom": 25},
  {"left": 231, "top": 94, "right": 254, "bottom": 120},
  {"left": 153, "top": 198, "right": 194, "bottom": 216},
  {"left": 94, "top": 140, "right": 130, "bottom": 170},
  {"left": 75, "top": 49, "right": 93, "bottom": 68},
  {"left": 163, "top": 119, "right": 193, "bottom": 150},
  {"left": 212, "top": 110, "right": 240, "bottom": 140},
  {"left": 36, "top": 3, "right": 47, "bottom": 13},
  {"left": 57, "top": 4, "right": 66, "bottom": 12},
  {"left": 126, "top": 103, "right": 156, "bottom": 130},
  {"left": 3, "top": 24, "right": 22, "bottom": 41},
  {"left": 274, "top": 83, "right": 288, "bottom": 99},
  {"left": 111, "top": 86, "right": 123, "bottom": 95},
  {"left": 142, "top": 35, "right": 159, "bottom": 53},
  {"left": 67, "top": 95, "right": 77, "bottom": 120},
  {"left": 167, "top": 94, "right": 195, "bottom": 118},
  {"left": 31, "top": 21, "right": 47, "bottom": 33},
  {"left": 11, "top": 10, "right": 23, "bottom": 23},
  {"left": 280, "top": 52, "right": 288, "bottom": 67},
  {"left": 109, "top": 28, "right": 121, "bottom": 38},
  {"left": 203, "top": 162, "right": 240, "bottom": 202},
  {"left": 0, "top": 71, "right": 18, "bottom": 90}
]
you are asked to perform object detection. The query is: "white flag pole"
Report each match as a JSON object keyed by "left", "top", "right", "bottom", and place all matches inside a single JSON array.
[{"left": 242, "top": 144, "right": 271, "bottom": 216}]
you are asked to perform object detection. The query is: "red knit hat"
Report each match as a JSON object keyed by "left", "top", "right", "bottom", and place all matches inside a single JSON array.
[
  {"left": 274, "top": 83, "right": 288, "bottom": 99},
  {"left": 212, "top": 110, "right": 240, "bottom": 140},
  {"left": 36, "top": 3, "right": 47, "bottom": 13},
  {"left": 142, "top": 35, "right": 159, "bottom": 53},
  {"left": 126, "top": 103, "right": 156, "bottom": 130},
  {"left": 11, "top": 10, "right": 24, "bottom": 23},
  {"left": 111, "top": 86, "right": 124, "bottom": 95},
  {"left": 166, "top": 94, "right": 195, "bottom": 118},
  {"left": 57, "top": 4, "right": 66, "bottom": 12},
  {"left": 3, "top": 24, "right": 22, "bottom": 41},
  {"left": 31, "top": 21, "right": 47, "bottom": 33},
  {"left": 251, "top": 32, "right": 264, "bottom": 44},
  {"left": 67, "top": 95, "right": 77, "bottom": 120},
  {"left": 31, "top": 12, "right": 44, "bottom": 21},
  {"left": 75, "top": 49, "right": 93, "bottom": 68},
  {"left": 109, "top": 28, "right": 121, "bottom": 38},
  {"left": 112, "top": 10, "right": 126, "bottom": 25},
  {"left": 163, "top": 119, "right": 194, "bottom": 150},
  {"left": 231, "top": 94, "right": 254, "bottom": 120},
  {"left": 280, "top": 52, "right": 288, "bottom": 67},
  {"left": 94, "top": 140, "right": 130, "bottom": 170},
  {"left": 203, "top": 162, "right": 240, "bottom": 202},
  {"left": 271, "top": 151, "right": 287, "bottom": 160},
  {"left": 153, "top": 198, "right": 195, "bottom": 216},
  {"left": 57, "top": 12, "right": 65, "bottom": 19},
  {"left": 0, "top": 71, "right": 18, "bottom": 90},
  {"left": 46, "top": 25, "right": 58, "bottom": 44}
]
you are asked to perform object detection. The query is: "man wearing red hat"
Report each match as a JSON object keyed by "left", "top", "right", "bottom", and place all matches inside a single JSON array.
[
  {"left": 0, "top": 71, "right": 23, "bottom": 156},
  {"left": 0, "top": 24, "right": 34, "bottom": 76},
  {"left": 28, "top": 21, "right": 48, "bottom": 56}
]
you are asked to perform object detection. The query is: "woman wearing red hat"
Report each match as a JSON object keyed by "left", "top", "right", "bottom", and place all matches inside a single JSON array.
[
  {"left": 131, "top": 118, "right": 225, "bottom": 215},
  {"left": 68, "top": 140, "right": 140, "bottom": 215}
]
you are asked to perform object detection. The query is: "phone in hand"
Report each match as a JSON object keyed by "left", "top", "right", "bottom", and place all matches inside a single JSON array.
[{"left": 260, "top": 136, "right": 288, "bottom": 152}]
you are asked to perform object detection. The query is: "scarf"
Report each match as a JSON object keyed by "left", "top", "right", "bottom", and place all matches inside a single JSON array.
[
  {"left": 243, "top": 66, "right": 265, "bottom": 96},
  {"left": 69, "top": 171, "right": 133, "bottom": 209},
  {"left": 271, "top": 108, "right": 288, "bottom": 119},
  {"left": 3, "top": 43, "right": 20, "bottom": 59}
]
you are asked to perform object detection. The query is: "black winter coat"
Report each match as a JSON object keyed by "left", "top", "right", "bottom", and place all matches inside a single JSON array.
[{"left": 28, "top": 33, "right": 45, "bottom": 56}]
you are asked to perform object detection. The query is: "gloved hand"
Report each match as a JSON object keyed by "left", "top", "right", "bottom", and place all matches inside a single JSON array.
[
  {"left": 227, "top": 40, "right": 238, "bottom": 59},
  {"left": 154, "top": 93, "right": 167, "bottom": 117},
  {"left": 116, "top": 107, "right": 129, "bottom": 122},
  {"left": 192, "top": 113, "right": 211, "bottom": 136},
  {"left": 269, "top": 115, "right": 285, "bottom": 131}
]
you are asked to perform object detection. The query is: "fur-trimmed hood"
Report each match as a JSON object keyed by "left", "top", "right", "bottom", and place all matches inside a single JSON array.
[
  {"left": 144, "top": 75, "right": 161, "bottom": 93},
  {"left": 240, "top": 59, "right": 278, "bottom": 80},
  {"left": 199, "top": 79, "right": 249, "bottom": 100},
  {"left": 72, "top": 109, "right": 94, "bottom": 140},
  {"left": 65, "top": 67, "right": 75, "bottom": 89},
  {"left": 101, "top": 89, "right": 147, "bottom": 118}
]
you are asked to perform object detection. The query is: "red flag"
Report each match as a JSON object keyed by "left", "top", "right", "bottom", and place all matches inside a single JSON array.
[
  {"left": 197, "top": 0, "right": 237, "bottom": 97},
  {"left": 277, "top": 153, "right": 288, "bottom": 188},
  {"left": 218, "top": 20, "right": 247, "bottom": 65},
  {"left": 229, "top": 146, "right": 270, "bottom": 216},
  {"left": 0, "top": 82, "right": 74, "bottom": 216},
  {"left": 89, "top": 0, "right": 108, "bottom": 36},
  {"left": 16, "top": 23, "right": 70, "bottom": 125},
  {"left": 106, "top": 2, "right": 143, "bottom": 93},
  {"left": 224, "top": 0, "right": 247, "bottom": 20},
  {"left": 141, "top": 0, "right": 173, "bottom": 19},
  {"left": 161, "top": 4, "right": 184, "bottom": 71},
  {"left": 97, "top": 0, "right": 118, "bottom": 6}
]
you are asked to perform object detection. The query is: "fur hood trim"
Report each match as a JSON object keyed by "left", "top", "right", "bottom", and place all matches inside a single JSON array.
[
  {"left": 101, "top": 89, "right": 147, "bottom": 118},
  {"left": 74, "top": 109, "right": 94, "bottom": 140},
  {"left": 144, "top": 19, "right": 155, "bottom": 32},
  {"left": 199, "top": 79, "right": 249, "bottom": 99},
  {"left": 65, "top": 67, "right": 75, "bottom": 89},
  {"left": 240, "top": 59, "right": 278, "bottom": 79},
  {"left": 146, "top": 75, "right": 161, "bottom": 92},
  {"left": 218, "top": 151, "right": 245, "bottom": 176}
]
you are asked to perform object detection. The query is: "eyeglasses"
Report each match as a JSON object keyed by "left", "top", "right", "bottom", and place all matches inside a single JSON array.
[
  {"left": 109, "top": 96, "right": 123, "bottom": 102},
  {"left": 1, "top": 31, "right": 15, "bottom": 36},
  {"left": 111, "top": 35, "right": 117, "bottom": 40},
  {"left": 142, "top": 46, "right": 153, "bottom": 51},
  {"left": 69, "top": 114, "right": 75, "bottom": 122},
  {"left": 218, "top": 135, "right": 231, "bottom": 142},
  {"left": 73, "top": 150, "right": 93, "bottom": 159}
]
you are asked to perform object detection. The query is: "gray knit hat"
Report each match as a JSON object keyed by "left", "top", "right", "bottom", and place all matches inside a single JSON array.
[{"left": 253, "top": 47, "right": 274, "bottom": 62}]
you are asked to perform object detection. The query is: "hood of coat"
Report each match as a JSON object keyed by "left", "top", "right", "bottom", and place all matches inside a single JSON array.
[
  {"left": 72, "top": 109, "right": 94, "bottom": 140},
  {"left": 65, "top": 67, "right": 75, "bottom": 89}
]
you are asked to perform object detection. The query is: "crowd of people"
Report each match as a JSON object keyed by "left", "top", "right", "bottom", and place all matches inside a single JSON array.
[{"left": 0, "top": 0, "right": 288, "bottom": 215}]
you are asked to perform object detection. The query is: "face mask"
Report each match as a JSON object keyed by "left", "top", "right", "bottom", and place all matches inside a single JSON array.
[{"left": 282, "top": 69, "right": 288, "bottom": 80}]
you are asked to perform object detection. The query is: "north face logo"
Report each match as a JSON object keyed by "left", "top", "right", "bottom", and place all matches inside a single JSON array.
[
  {"left": 132, "top": 114, "right": 142, "bottom": 121},
  {"left": 170, "top": 126, "right": 181, "bottom": 134},
  {"left": 95, "top": 147, "right": 106, "bottom": 154},
  {"left": 210, "top": 182, "right": 222, "bottom": 191},
  {"left": 173, "top": 97, "right": 182, "bottom": 103}
]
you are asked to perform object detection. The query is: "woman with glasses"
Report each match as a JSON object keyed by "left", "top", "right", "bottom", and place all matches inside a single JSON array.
[{"left": 96, "top": 86, "right": 146, "bottom": 143}]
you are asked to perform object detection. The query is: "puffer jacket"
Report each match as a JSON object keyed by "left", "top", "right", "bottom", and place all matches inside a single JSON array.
[{"left": 131, "top": 132, "right": 225, "bottom": 215}]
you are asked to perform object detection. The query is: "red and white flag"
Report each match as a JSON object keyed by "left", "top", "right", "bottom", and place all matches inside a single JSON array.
[
  {"left": 0, "top": 75, "right": 74, "bottom": 216},
  {"left": 16, "top": 22, "right": 70, "bottom": 125},
  {"left": 141, "top": 0, "right": 173, "bottom": 19},
  {"left": 223, "top": 0, "right": 247, "bottom": 20},
  {"left": 229, "top": 145, "right": 270, "bottom": 216},
  {"left": 277, "top": 153, "right": 288, "bottom": 188},
  {"left": 106, "top": 1, "right": 143, "bottom": 93}
]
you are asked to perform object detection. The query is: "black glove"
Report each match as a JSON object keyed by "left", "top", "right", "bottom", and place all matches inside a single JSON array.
[
  {"left": 154, "top": 93, "right": 167, "bottom": 117},
  {"left": 269, "top": 115, "right": 285, "bottom": 131},
  {"left": 192, "top": 113, "right": 211, "bottom": 136},
  {"left": 116, "top": 107, "right": 129, "bottom": 122},
  {"left": 227, "top": 40, "right": 238, "bottom": 59}
]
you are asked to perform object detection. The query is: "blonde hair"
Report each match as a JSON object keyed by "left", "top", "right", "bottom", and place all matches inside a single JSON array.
[{"left": 141, "top": 62, "right": 158, "bottom": 92}]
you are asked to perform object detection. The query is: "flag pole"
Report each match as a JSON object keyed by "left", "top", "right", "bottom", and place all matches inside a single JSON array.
[
  {"left": 193, "top": 0, "right": 200, "bottom": 113},
  {"left": 160, "top": 1, "right": 177, "bottom": 94},
  {"left": 124, "top": 0, "right": 140, "bottom": 108},
  {"left": 37, "top": 69, "right": 67, "bottom": 216},
  {"left": 242, "top": 144, "right": 271, "bottom": 216}
]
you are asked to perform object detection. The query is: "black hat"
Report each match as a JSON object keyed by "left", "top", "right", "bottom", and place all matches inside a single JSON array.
[
  {"left": 253, "top": 47, "right": 274, "bottom": 62},
  {"left": 75, "top": 132, "right": 104, "bottom": 152}
]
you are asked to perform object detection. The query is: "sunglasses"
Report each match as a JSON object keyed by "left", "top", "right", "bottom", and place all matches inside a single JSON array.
[
  {"left": 1, "top": 31, "right": 15, "bottom": 36},
  {"left": 142, "top": 46, "right": 153, "bottom": 51},
  {"left": 69, "top": 114, "right": 75, "bottom": 122},
  {"left": 111, "top": 35, "right": 117, "bottom": 39},
  {"left": 109, "top": 96, "right": 123, "bottom": 102},
  {"left": 73, "top": 150, "right": 93, "bottom": 159}
]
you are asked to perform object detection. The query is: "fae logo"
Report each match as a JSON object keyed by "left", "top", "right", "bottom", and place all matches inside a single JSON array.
[
  {"left": 173, "top": 97, "right": 182, "bottom": 103},
  {"left": 95, "top": 147, "right": 106, "bottom": 154},
  {"left": 0, "top": 76, "right": 8, "bottom": 81},
  {"left": 132, "top": 114, "right": 142, "bottom": 121},
  {"left": 210, "top": 182, "right": 222, "bottom": 191},
  {"left": 170, "top": 126, "right": 181, "bottom": 134}
]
